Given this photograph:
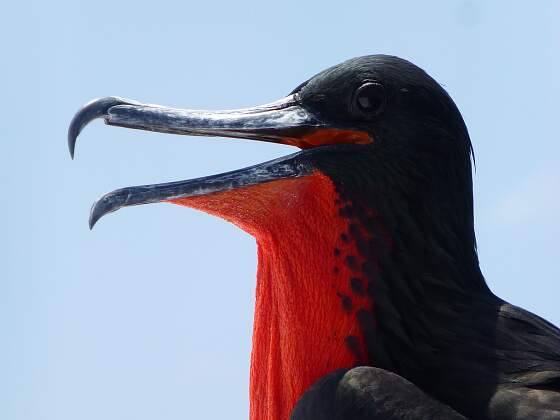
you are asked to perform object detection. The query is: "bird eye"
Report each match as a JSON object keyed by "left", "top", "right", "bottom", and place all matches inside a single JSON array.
[{"left": 353, "top": 82, "right": 386, "bottom": 117}]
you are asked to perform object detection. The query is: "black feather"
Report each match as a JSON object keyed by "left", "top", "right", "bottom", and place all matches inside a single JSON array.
[{"left": 292, "top": 56, "right": 560, "bottom": 419}]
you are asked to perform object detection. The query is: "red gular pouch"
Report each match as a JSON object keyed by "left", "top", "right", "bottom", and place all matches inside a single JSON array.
[{"left": 169, "top": 171, "right": 374, "bottom": 420}]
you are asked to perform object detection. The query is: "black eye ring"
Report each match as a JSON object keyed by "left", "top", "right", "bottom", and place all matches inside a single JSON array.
[{"left": 353, "top": 82, "right": 386, "bottom": 118}]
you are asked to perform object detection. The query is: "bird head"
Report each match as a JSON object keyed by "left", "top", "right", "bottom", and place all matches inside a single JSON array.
[
  {"left": 69, "top": 55, "right": 473, "bottom": 232},
  {"left": 69, "top": 55, "right": 480, "bottom": 420}
]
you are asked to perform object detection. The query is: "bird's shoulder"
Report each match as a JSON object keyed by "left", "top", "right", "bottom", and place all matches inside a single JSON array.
[
  {"left": 490, "top": 302, "right": 560, "bottom": 417},
  {"left": 290, "top": 366, "right": 466, "bottom": 420},
  {"left": 494, "top": 302, "right": 560, "bottom": 366}
]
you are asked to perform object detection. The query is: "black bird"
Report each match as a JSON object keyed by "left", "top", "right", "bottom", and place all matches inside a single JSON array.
[{"left": 69, "top": 55, "right": 560, "bottom": 419}]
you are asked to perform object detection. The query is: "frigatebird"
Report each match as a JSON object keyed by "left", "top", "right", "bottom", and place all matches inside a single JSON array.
[{"left": 69, "top": 55, "right": 560, "bottom": 419}]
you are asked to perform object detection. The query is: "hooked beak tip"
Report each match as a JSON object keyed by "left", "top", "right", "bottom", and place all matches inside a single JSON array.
[
  {"left": 89, "top": 196, "right": 112, "bottom": 230},
  {"left": 68, "top": 96, "right": 134, "bottom": 159},
  {"left": 89, "top": 202, "right": 100, "bottom": 230},
  {"left": 88, "top": 209, "right": 98, "bottom": 230},
  {"left": 89, "top": 194, "right": 114, "bottom": 230}
]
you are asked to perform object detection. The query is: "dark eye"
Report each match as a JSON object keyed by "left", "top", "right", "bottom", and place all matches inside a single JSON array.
[{"left": 353, "top": 82, "right": 386, "bottom": 117}]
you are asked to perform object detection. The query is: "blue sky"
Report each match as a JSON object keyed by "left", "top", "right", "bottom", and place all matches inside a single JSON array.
[{"left": 3, "top": 1, "right": 559, "bottom": 419}]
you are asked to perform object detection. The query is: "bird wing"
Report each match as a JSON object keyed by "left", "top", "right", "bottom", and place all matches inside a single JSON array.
[
  {"left": 290, "top": 367, "right": 467, "bottom": 420},
  {"left": 495, "top": 303, "right": 560, "bottom": 382},
  {"left": 482, "top": 303, "right": 560, "bottom": 419}
]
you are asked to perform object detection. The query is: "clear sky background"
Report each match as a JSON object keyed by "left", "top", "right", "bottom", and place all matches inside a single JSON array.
[{"left": 3, "top": 1, "right": 559, "bottom": 419}]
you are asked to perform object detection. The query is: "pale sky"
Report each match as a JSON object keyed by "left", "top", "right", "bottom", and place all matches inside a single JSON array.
[{"left": 3, "top": 1, "right": 559, "bottom": 419}]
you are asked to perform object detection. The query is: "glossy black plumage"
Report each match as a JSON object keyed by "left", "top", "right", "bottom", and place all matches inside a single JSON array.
[{"left": 286, "top": 56, "right": 560, "bottom": 419}]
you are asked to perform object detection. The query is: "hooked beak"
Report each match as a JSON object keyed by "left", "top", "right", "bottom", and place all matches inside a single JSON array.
[{"left": 68, "top": 95, "right": 371, "bottom": 228}]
